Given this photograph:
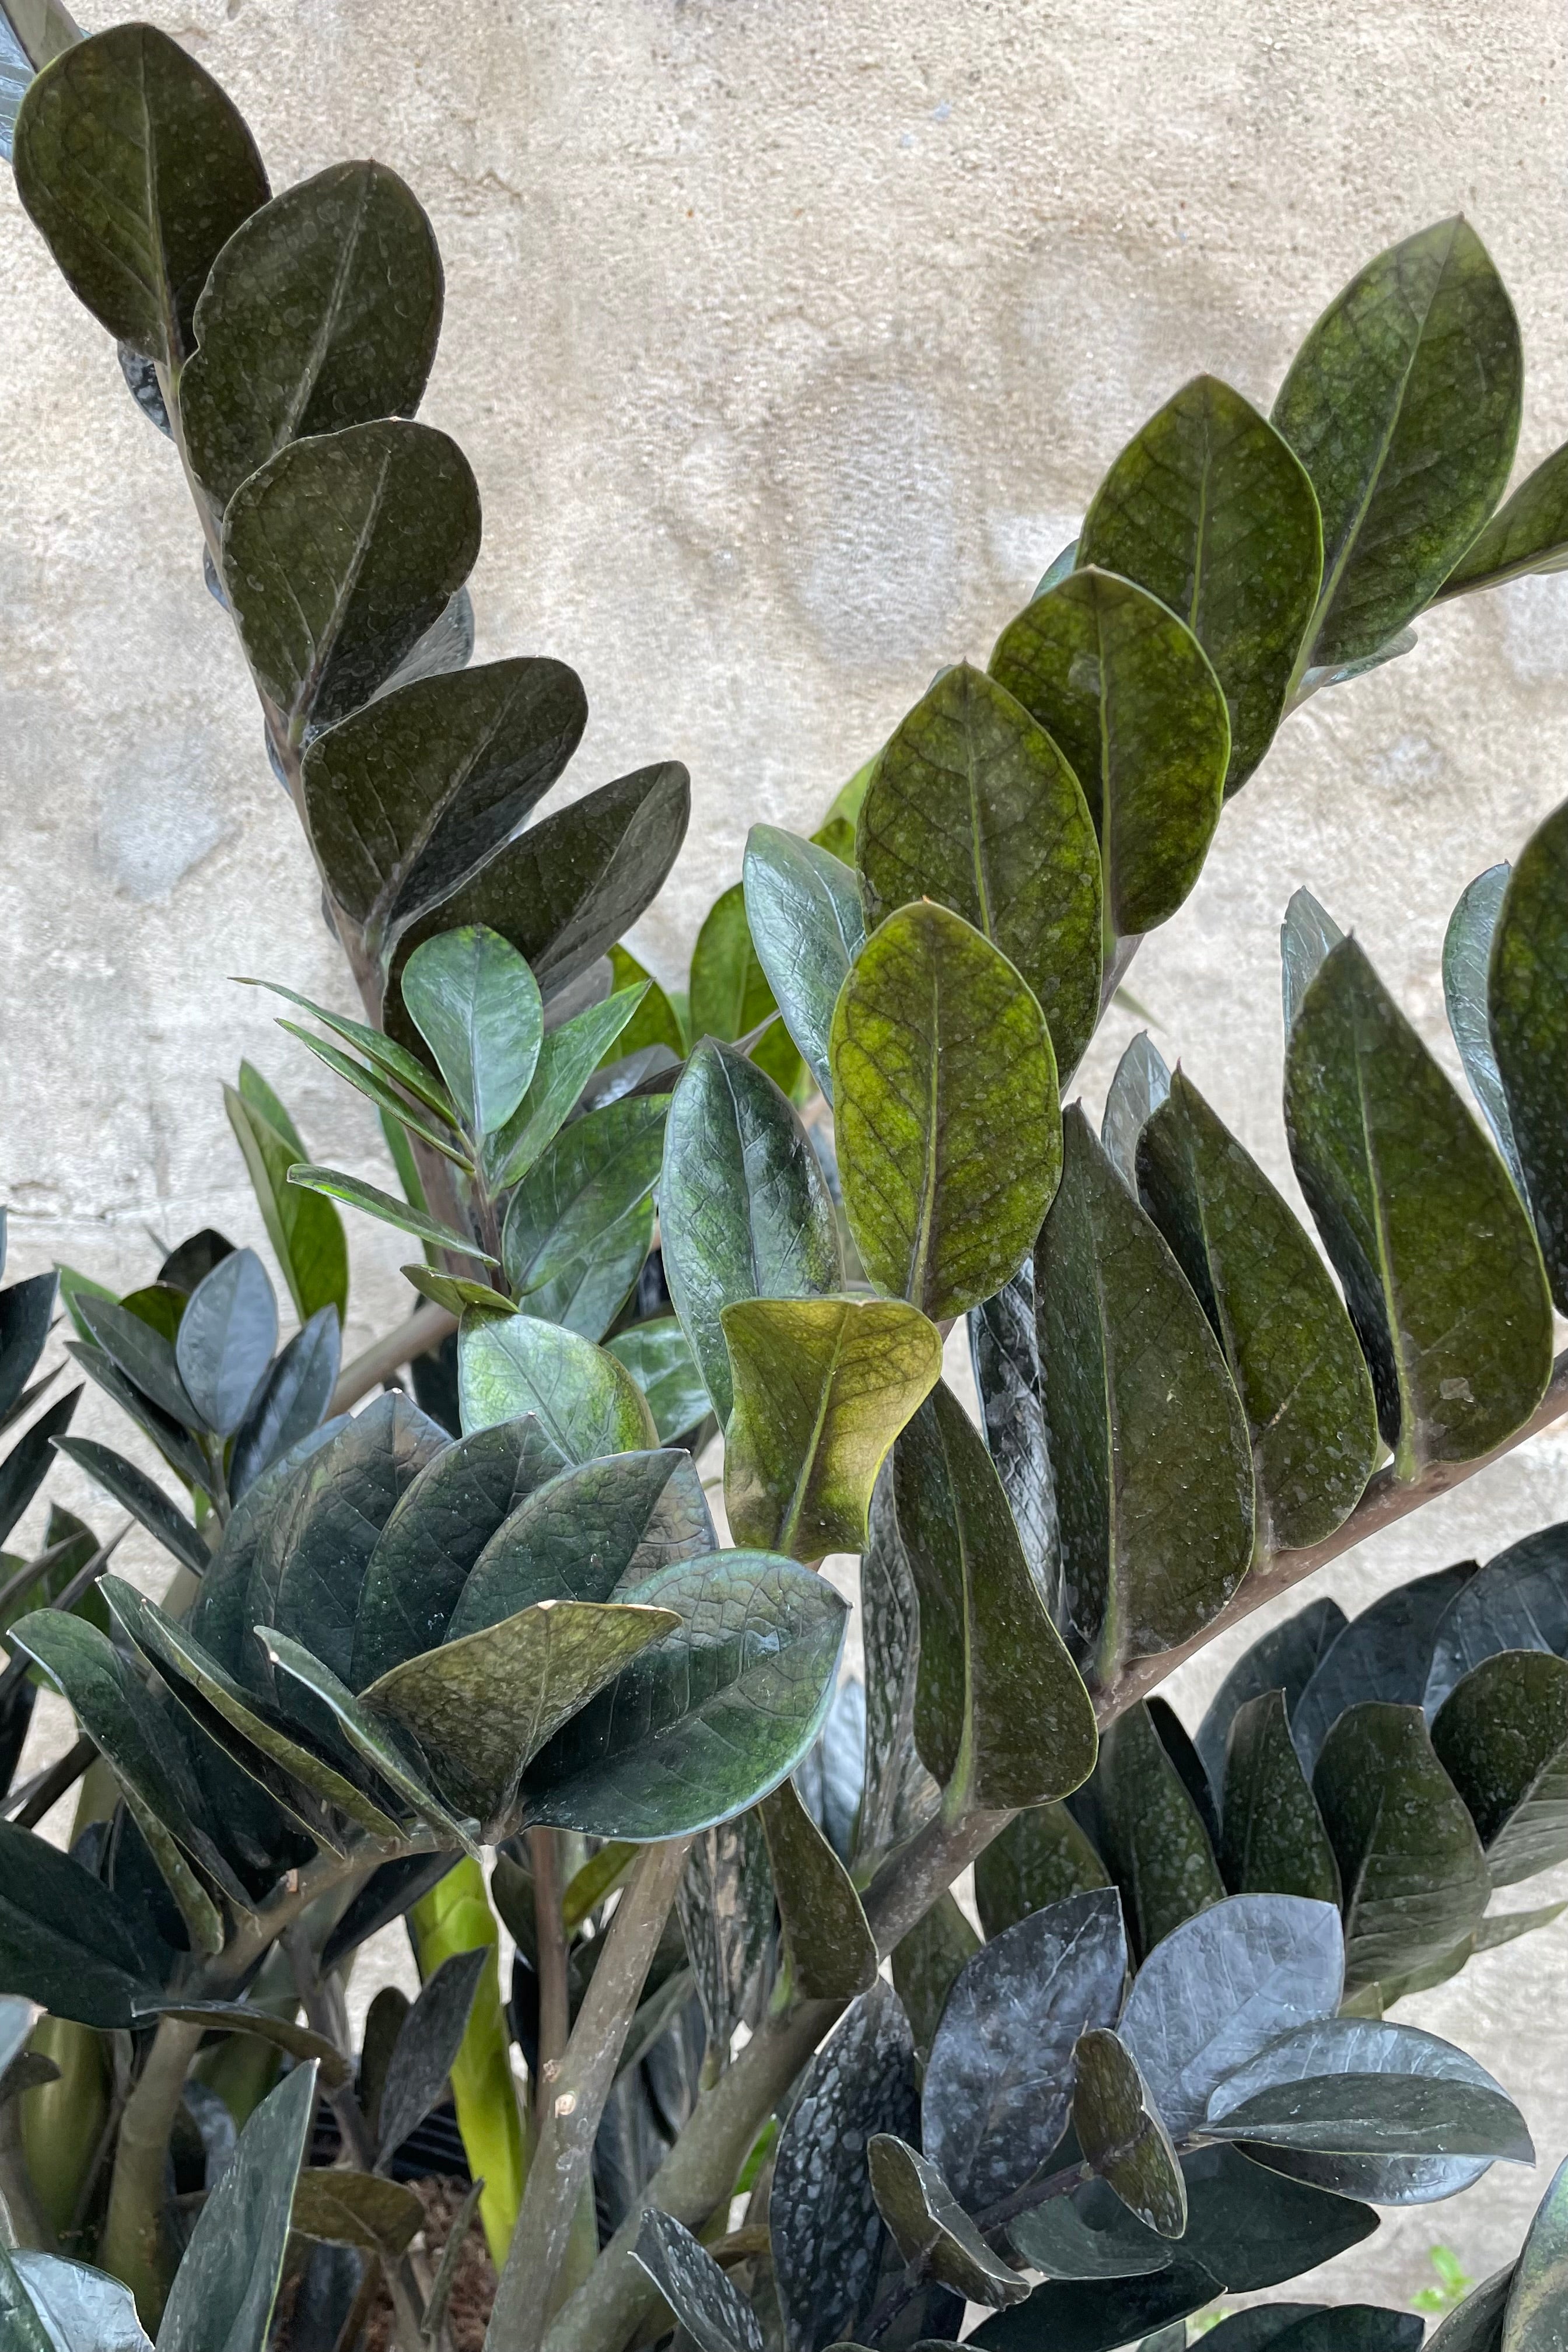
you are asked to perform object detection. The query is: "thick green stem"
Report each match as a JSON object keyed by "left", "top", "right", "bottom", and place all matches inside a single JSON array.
[
  {"left": 97, "top": 2016, "right": 204, "bottom": 2326},
  {"left": 529, "top": 1828, "right": 570, "bottom": 2136}
]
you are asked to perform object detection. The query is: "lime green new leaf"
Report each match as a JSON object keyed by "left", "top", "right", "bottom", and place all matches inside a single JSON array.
[
  {"left": 1441, "top": 440, "right": 1568, "bottom": 600},
  {"left": 858, "top": 662, "right": 1102, "bottom": 1075},
  {"left": 1504, "top": 2152, "right": 1568, "bottom": 2349},
  {"left": 1136, "top": 1068, "right": 1378, "bottom": 1550},
  {"left": 1313, "top": 1702, "right": 1492, "bottom": 1998},
  {"left": 13, "top": 23, "right": 267, "bottom": 363},
  {"left": 1035, "top": 1107, "right": 1256, "bottom": 1686},
  {"left": 456, "top": 1308, "right": 657, "bottom": 1455},
  {"left": 238, "top": 979, "right": 455, "bottom": 1121},
  {"left": 402, "top": 925, "right": 543, "bottom": 1139},
  {"left": 501, "top": 1096, "right": 666, "bottom": 1340},
  {"left": 288, "top": 1165, "right": 494, "bottom": 1264},
  {"left": 893, "top": 1380, "right": 1097, "bottom": 1811},
  {"left": 488, "top": 982, "right": 650, "bottom": 1188},
  {"left": 222, "top": 419, "right": 481, "bottom": 742},
  {"left": 1221, "top": 1690, "right": 1342, "bottom": 1905},
  {"left": 1078, "top": 374, "right": 1322, "bottom": 791},
  {"left": 401, "top": 1266, "right": 513, "bottom": 1316},
  {"left": 1490, "top": 797, "right": 1568, "bottom": 1311},
  {"left": 743, "top": 824, "right": 866, "bottom": 1100},
  {"left": 1084, "top": 1701, "right": 1225, "bottom": 1960},
  {"left": 688, "top": 880, "right": 804, "bottom": 1097},
  {"left": 759, "top": 1772, "right": 877, "bottom": 2000},
  {"left": 832, "top": 901, "right": 1063, "bottom": 1322},
  {"left": 1444, "top": 864, "right": 1528, "bottom": 1195},
  {"left": 721, "top": 1296, "right": 942, "bottom": 1559},
  {"left": 1284, "top": 934, "right": 1552, "bottom": 1478},
  {"left": 990, "top": 568, "right": 1229, "bottom": 932},
  {"left": 1432, "top": 1651, "right": 1568, "bottom": 1888},
  {"left": 1073, "top": 2027, "right": 1187, "bottom": 2238},
  {"left": 867, "top": 2134, "right": 1030, "bottom": 2308},
  {"left": 659, "top": 1037, "right": 841, "bottom": 1422},
  {"left": 1272, "top": 218, "right": 1522, "bottom": 674},
  {"left": 362, "top": 1596, "right": 678, "bottom": 1834},
  {"left": 606, "top": 1318, "right": 710, "bottom": 1444},
  {"left": 974, "top": 1802, "right": 1110, "bottom": 1939},
  {"left": 181, "top": 160, "right": 443, "bottom": 509}
]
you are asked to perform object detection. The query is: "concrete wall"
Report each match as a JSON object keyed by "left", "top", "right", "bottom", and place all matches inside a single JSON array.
[{"left": 4, "top": 0, "right": 1568, "bottom": 2313}]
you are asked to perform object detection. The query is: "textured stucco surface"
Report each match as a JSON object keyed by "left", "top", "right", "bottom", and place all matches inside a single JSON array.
[{"left": 4, "top": 0, "right": 1568, "bottom": 2315}]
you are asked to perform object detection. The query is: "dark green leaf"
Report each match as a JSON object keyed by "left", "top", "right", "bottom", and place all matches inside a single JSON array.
[
  {"left": 144, "top": 2001, "right": 348, "bottom": 2088},
  {"left": 351, "top": 1416, "right": 565, "bottom": 1688},
  {"left": 75, "top": 1292, "right": 197, "bottom": 1429},
  {"left": 276, "top": 1022, "right": 471, "bottom": 1168},
  {"left": 1280, "top": 887, "right": 1343, "bottom": 1034},
  {"left": 991, "top": 567, "right": 1228, "bottom": 932},
  {"left": 120, "top": 1282, "right": 185, "bottom": 1343},
  {"left": 1206, "top": 2069, "right": 1532, "bottom": 2162},
  {"left": 487, "top": 984, "right": 650, "bottom": 1190},
  {"left": 401, "top": 925, "right": 543, "bottom": 1139},
  {"left": 868, "top": 2135, "right": 1030, "bottom": 2306},
  {"left": 1119, "top": 1894, "right": 1344, "bottom": 2140},
  {"left": 1214, "top": 2316, "right": 1420, "bottom": 2352},
  {"left": 401, "top": 1268, "right": 513, "bottom": 1317},
  {"left": 925, "top": 1888, "right": 1126, "bottom": 2211},
  {"left": 660, "top": 1037, "right": 841, "bottom": 1422},
  {"left": 0, "top": 1817, "right": 156, "bottom": 2025},
  {"left": 1200, "top": 2316, "right": 1335, "bottom": 2352},
  {"left": 286, "top": 1165, "right": 495, "bottom": 1265},
  {"left": 770, "top": 1982, "right": 918, "bottom": 2352},
  {"left": 1079, "top": 374, "right": 1322, "bottom": 790},
  {"left": 225, "top": 1076, "right": 349, "bottom": 1328},
  {"left": 65, "top": 1346, "right": 206, "bottom": 1497},
  {"left": 1284, "top": 933, "right": 1552, "bottom": 1477},
  {"left": 834, "top": 900, "right": 1063, "bottom": 1320},
  {"left": 1072, "top": 2027, "right": 1186, "bottom": 2237},
  {"left": 890, "top": 1887, "right": 980, "bottom": 2064},
  {"left": 1084, "top": 1702, "right": 1223, "bottom": 1959},
  {"left": 1035, "top": 1107, "right": 1255, "bottom": 1686},
  {"left": 229, "top": 1307, "right": 340, "bottom": 1499},
  {"left": 1444, "top": 865, "right": 1527, "bottom": 1193},
  {"left": 1443, "top": 441, "right": 1568, "bottom": 598},
  {"left": 1100, "top": 1031, "right": 1170, "bottom": 1192},
  {"left": 979, "top": 2252, "right": 1224, "bottom": 2349},
  {"left": 689, "top": 880, "right": 804, "bottom": 1097},
  {"left": 445, "top": 1447, "right": 712, "bottom": 1639},
  {"left": 858, "top": 663, "right": 1101, "bottom": 1074},
  {"left": 1505, "top": 2152, "right": 1568, "bottom": 2349},
  {"left": 517, "top": 1550, "right": 847, "bottom": 1840},
  {"left": 1491, "top": 796, "right": 1568, "bottom": 1311},
  {"left": 51, "top": 1436, "right": 206, "bottom": 1575},
  {"left": 13, "top": 22, "right": 267, "bottom": 363},
  {"left": 239, "top": 986, "right": 454, "bottom": 1122},
  {"left": 1007, "top": 2184, "right": 1174, "bottom": 2283},
  {"left": 743, "top": 824, "right": 866, "bottom": 1099},
  {"left": 894, "top": 1381, "right": 1097, "bottom": 1810},
  {"left": 158, "top": 1227, "right": 237, "bottom": 1293},
  {"left": 290, "top": 2167, "right": 424, "bottom": 2258},
  {"left": 182, "top": 159, "right": 442, "bottom": 509},
  {"left": 1433, "top": 1651, "right": 1568, "bottom": 1886},
  {"left": 1136, "top": 1068, "right": 1378, "bottom": 1550},
  {"left": 502, "top": 1096, "right": 666, "bottom": 1339},
  {"left": 975, "top": 1802, "right": 1110, "bottom": 1938},
  {"left": 1425, "top": 1524, "right": 1568, "bottom": 1713},
  {"left": 1, "top": 2249, "right": 150, "bottom": 2352},
  {"left": 175, "top": 1247, "right": 278, "bottom": 1436},
  {"left": 722, "top": 1296, "right": 940, "bottom": 1559},
  {"left": 0, "top": 1271, "right": 55, "bottom": 1424},
  {"left": 592, "top": 944, "right": 685, "bottom": 1071},
  {"left": 606, "top": 1317, "right": 710, "bottom": 1445},
  {"left": 632, "top": 2208, "right": 765, "bottom": 2352},
  {"left": 185, "top": 1422, "right": 345, "bottom": 1675},
  {"left": 967, "top": 1259, "right": 1059, "bottom": 1613},
  {"left": 1476, "top": 1900, "right": 1567, "bottom": 1952},
  {"left": 760, "top": 1772, "right": 876, "bottom": 2000},
  {"left": 457, "top": 1310, "right": 657, "bottom": 1457},
  {"left": 1222, "top": 1691, "right": 1341, "bottom": 1904},
  {"left": 677, "top": 1810, "right": 772, "bottom": 2054},
  {"left": 1194, "top": 1597, "right": 1348, "bottom": 1803},
  {"left": 1292, "top": 1561, "right": 1477, "bottom": 1775},
  {"left": 373, "top": 1946, "right": 487, "bottom": 2162},
  {"left": 1314, "top": 1703, "right": 1490, "bottom": 1998},
  {"left": 1427, "top": 2270, "right": 1514, "bottom": 2352},
  {"left": 383, "top": 760, "right": 690, "bottom": 1051},
  {"left": 1272, "top": 218, "right": 1522, "bottom": 670},
  {"left": 855, "top": 1467, "right": 940, "bottom": 1866},
  {"left": 222, "top": 419, "right": 481, "bottom": 741},
  {"left": 257, "top": 1628, "right": 478, "bottom": 1849}
]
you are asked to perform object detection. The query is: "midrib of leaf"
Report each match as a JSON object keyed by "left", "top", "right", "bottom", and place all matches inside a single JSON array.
[
  {"left": 134, "top": 38, "right": 181, "bottom": 370},
  {"left": 1094, "top": 598, "right": 1116, "bottom": 946},
  {"left": 291, "top": 444, "right": 395, "bottom": 732},
  {"left": 963, "top": 689, "right": 997, "bottom": 946},
  {"left": 776, "top": 1307, "right": 848, "bottom": 1558},
  {"left": 1088, "top": 1179, "right": 1122, "bottom": 1688},
  {"left": 907, "top": 959, "right": 943, "bottom": 1310},
  {"left": 1350, "top": 993, "right": 1419, "bottom": 1480},
  {"left": 278, "top": 166, "right": 371, "bottom": 444}
]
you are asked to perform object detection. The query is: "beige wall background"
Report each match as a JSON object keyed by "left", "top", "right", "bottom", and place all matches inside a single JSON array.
[{"left": 5, "top": 0, "right": 1568, "bottom": 2318}]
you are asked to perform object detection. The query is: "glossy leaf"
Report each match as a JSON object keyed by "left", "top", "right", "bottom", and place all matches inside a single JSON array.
[
  {"left": 50, "top": 1437, "right": 206, "bottom": 1576},
  {"left": 924, "top": 1888, "right": 1126, "bottom": 2212},
  {"left": 1085, "top": 1701, "right": 1224, "bottom": 1959},
  {"left": 1505, "top": 2152, "right": 1568, "bottom": 2350},
  {"left": 224, "top": 1074, "right": 349, "bottom": 1327},
  {"left": 1443, "top": 864, "right": 1527, "bottom": 1192},
  {"left": 258, "top": 1629, "right": 478, "bottom": 1850},
  {"left": 968, "top": 1258, "right": 1059, "bottom": 1618},
  {"left": 760, "top": 1773, "right": 876, "bottom": 2000},
  {"left": 677, "top": 1810, "right": 772, "bottom": 2056},
  {"left": 222, "top": 419, "right": 481, "bottom": 741},
  {"left": 1072, "top": 2027, "right": 1186, "bottom": 2238},
  {"left": 457, "top": 1310, "right": 656, "bottom": 1456},
  {"left": 286, "top": 1165, "right": 496, "bottom": 1265},
  {"left": 991, "top": 567, "right": 1228, "bottom": 933},
  {"left": 0, "top": 1818, "right": 156, "bottom": 2026},
  {"left": 858, "top": 662, "right": 1101, "bottom": 1074},
  {"left": 868, "top": 2135, "right": 1030, "bottom": 2306},
  {"left": 157, "top": 2063, "right": 317, "bottom": 2352},
  {"left": 1222, "top": 1692, "right": 1341, "bottom": 1904},
  {"left": 0, "top": 1387, "right": 83, "bottom": 1538},
  {"left": 276, "top": 1021, "right": 471, "bottom": 1168},
  {"left": 229, "top": 1307, "right": 341, "bottom": 1499},
  {"left": 291, "top": 2168, "right": 424, "bottom": 2257},
  {"left": 770, "top": 1982, "right": 918, "bottom": 2352},
  {"left": 689, "top": 880, "right": 804, "bottom": 1097},
  {"left": 0, "top": 1270, "right": 55, "bottom": 1423},
  {"left": 1292, "top": 1562, "right": 1477, "bottom": 1777},
  {"left": 74, "top": 1292, "right": 197, "bottom": 1429},
  {"left": 1425, "top": 1524, "right": 1568, "bottom": 1715},
  {"left": 1284, "top": 933, "right": 1552, "bottom": 1477},
  {"left": 502, "top": 1096, "right": 666, "bottom": 1339},
  {"left": 1444, "top": 441, "right": 1568, "bottom": 597},
  {"left": 1314, "top": 1703, "right": 1491, "bottom": 1998},
  {"left": 1036, "top": 1106, "right": 1255, "bottom": 1685},
  {"left": 894, "top": 1380, "right": 1097, "bottom": 1810},
  {"left": 1137, "top": 1069, "right": 1377, "bottom": 1549},
  {"left": 1426, "top": 2271, "right": 1514, "bottom": 2352},
  {"left": 1119, "top": 1894, "right": 1344, "bottom": 2140},
  {"left": 1100, "top": 1031, "right": 1171, "bottom": 1192},
  {"left": 1194, "top": 1597, "right": 1348, "bottom": 1804},
  {"left": 1206, "top": 2070, "right": 1532, "bottom": 2163},
  {"left": 401, "top": 923, "right": 543, "bottom": 1140},
  {"left": 1432, "top": 1651, "right": 1568, "bottom": 1886},
  {"left": 1007, "top": 2183, "right": 1175, "bottom": 2283},
  {"left": 890, "top": 1888, "right": 981, "bottom": 2064},
  {"left": 855, "top": 1466, "right": 940, "bottom": 1866},
  {"left": 1280, "top": 887, "right": 1343, "bottom": 1035},
  {"left": 181, "top": 159, "right": 443, "bottom": 509},
  {"left": 374, "top": 1946, "right": 488, "bottom": 2163},
  {"left": 632, "top": 2209, "right": 765, "bottom": 2352},
  {"left": 350, "top": 1416, "right": 566, "bottom": 1688},
  {"left": 517, "top": 1550, "right": 847, "bottom": 1840},
  {"left": 1274, "top": 218, "right": 1521, "bottom": 670},
  {"left": 1079, "top": 374, "right": 1323, "bottom": 790},
  {"left": 722, "top": 1295, "right": 941, "bottom": 1559},
  {"left": 487, "top": 984, "right": 650, "bottom": 1190},
  {"left": 743, "top": 823, "right": 866, "bottom": 1098},
  {"left": 240, "top": 984, "right": 454, "bottom": 1122},
  {"left": 2, "top": 2250, "right": 150, "bottom": 2351},
  {"left": 605, "top": 1317, "right": 710, "bottom": 1444},
  {"left": 975, "top": 1802, "right": 1110, "bottom": 1939},
  {"left": 1491, "top": 796, "right": 1568, "bottom": 1310},
  {"left": 13, "top": 23, "right": 267, "bottom": 363},
  {"left": 659, "top": 1038, "right": 841, "bottom": 1422},
  {"left": 834, "top": 900, "right": 1063, "bottom": 1320},
  {"left": 174, "top": 1247, "right": 278, "bottom": 1436}
]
